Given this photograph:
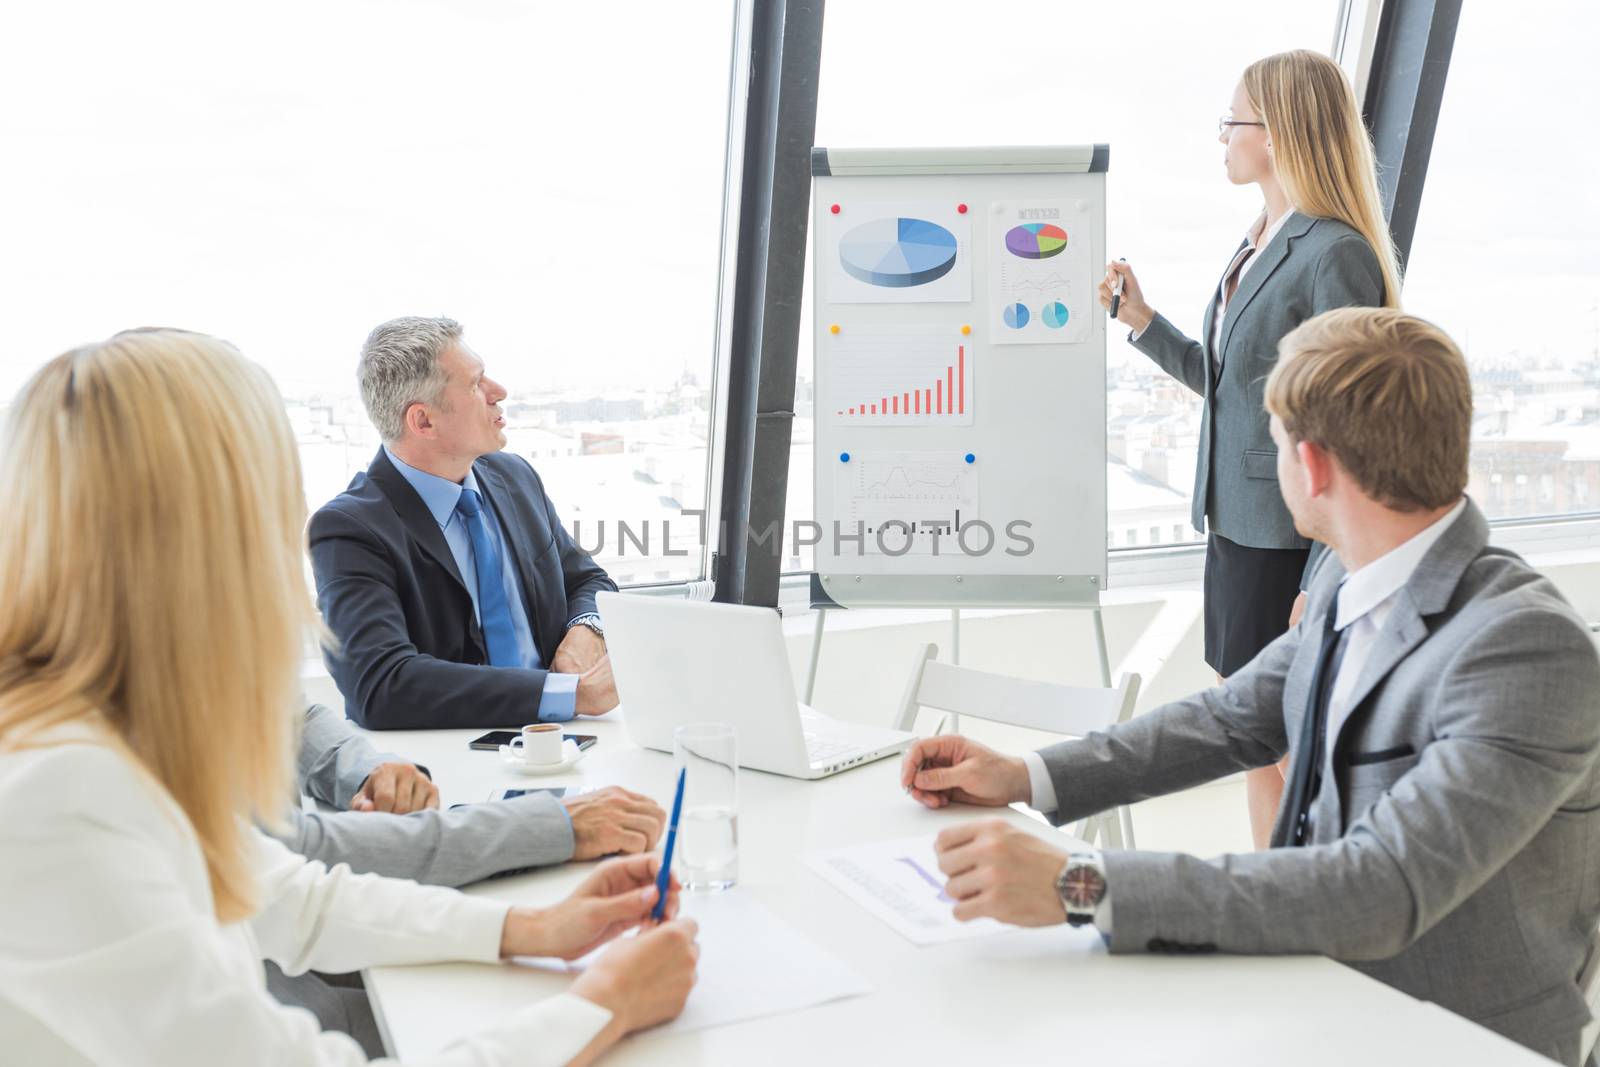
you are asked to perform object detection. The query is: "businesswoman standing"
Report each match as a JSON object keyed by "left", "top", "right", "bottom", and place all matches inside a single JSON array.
[{"left": 1097, "top": 50, "right": 1400, "bottom": 848}]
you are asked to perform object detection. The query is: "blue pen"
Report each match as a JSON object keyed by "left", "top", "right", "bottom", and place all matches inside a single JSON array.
[{"left": 652, "top": 768, "right": 686, "bottom": 922}]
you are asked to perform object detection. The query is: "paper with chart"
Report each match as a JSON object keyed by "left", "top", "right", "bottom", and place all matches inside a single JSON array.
[
  {"left": 806, "top": 835, "right": 1007, "bottom": 945},
  {"left": 988, "top": 199, "right": 1093, "bottom": 345},
  {"left": 516, "top": 891, "right": 871, "bottom": 1036},
  {"left": 833, "top": 450, "right": 980, "bottom": 556},
  {"left": 826, "top": 200, "right": 972, "bottom": 304},
  {"left": 827, "top": 324, "right": 973, "bottom": 427}
]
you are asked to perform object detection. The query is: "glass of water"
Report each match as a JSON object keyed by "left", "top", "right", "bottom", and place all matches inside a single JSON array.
[{"left": 672, "top": 722, "right": 738, "bottom": 890}]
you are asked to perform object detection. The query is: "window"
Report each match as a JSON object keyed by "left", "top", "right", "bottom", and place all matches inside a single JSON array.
[
  {"left": 1400, "top": 1, "right": 1600, "bottom": 524},
  {"left": 0, "top": 0, "right": 739, "bottom": 587},
  {"left": 788, "top": 0, "right": 1342, "bottom": 572}
]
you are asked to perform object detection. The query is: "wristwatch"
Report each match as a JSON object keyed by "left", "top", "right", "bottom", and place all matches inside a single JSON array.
[
  {"left": 570, "top": 614, "right": 605, "bottom": 638},
  {"left": 1055, "top": 850, "right": 1107, "bottom": 928}
]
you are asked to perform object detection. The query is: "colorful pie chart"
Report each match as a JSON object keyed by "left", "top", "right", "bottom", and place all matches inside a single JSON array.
[
  {"left": 1042, "top": 301, "right": 1070, "bottom": 328},
  {"left": 838, "top": 217, "right": 959, "bottom": 288},
  {"left": 1003, "top": 303, "right": 1030, "bottom": 329},
  {"left": 1005, "top": 222, "right": 1068, "bottom": 260}
]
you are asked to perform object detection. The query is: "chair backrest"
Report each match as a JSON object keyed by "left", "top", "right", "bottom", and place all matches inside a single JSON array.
[{"left": 893, "top": 642, "right": 1140, "bottom": 737}]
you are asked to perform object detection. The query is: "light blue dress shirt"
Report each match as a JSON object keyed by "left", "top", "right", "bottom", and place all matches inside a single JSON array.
[{"left": 385, "top": 448, "right": 579, "bottom": 722}]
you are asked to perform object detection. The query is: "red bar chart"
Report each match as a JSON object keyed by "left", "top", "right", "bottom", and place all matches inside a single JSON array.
[{"left": 828, "top": 327, "right": 973, "bottom": 427}]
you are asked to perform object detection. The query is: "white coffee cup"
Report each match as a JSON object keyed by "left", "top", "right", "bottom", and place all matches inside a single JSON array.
[{"left": 508, "top": 723, "right": 565, "bottom": 765}]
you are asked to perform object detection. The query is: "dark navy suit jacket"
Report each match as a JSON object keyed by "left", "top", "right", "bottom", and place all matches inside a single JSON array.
[{"left": 309, "top": 448, "right": 616, "bottom": 729}]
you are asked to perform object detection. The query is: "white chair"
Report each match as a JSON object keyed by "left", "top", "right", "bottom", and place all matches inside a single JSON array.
[{"left": 893, "top": 643, "right": 1141, "bottom": 848}]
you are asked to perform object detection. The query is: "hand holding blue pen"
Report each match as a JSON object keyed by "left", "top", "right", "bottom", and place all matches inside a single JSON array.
[{"left": 652, "top": 767, "right": 687, "bottom": 922}]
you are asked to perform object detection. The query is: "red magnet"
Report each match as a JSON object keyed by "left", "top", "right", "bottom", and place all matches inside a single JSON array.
[
  {"left": 830, "top": 203, "right": 841, "bottom": 214},
  {"left": 957, "top": 203, "right": 968, "bottom": 214}
]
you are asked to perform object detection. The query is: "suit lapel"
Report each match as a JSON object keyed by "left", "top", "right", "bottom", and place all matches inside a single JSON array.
[
  {"left": 1203, "top": 238, "right": 1245, "bottom": 387},
  {"left": 1201, "top": 288, "right": 1223, "bottom": 390},
  {"left": 1324, "top": 500, "right": 1491, "bottom": 792},
  {"left": 1218, "top": 212, "right": 1316, "bottom": 363},
  {"left": 474, "top": 458, "right": 546, "bottom": 656},
  {"left": 368, "top": 449, "right": 470, "bottom": 596},
  {"left": 1325, "top": 590, "right": 1428, "bottom": 753}
]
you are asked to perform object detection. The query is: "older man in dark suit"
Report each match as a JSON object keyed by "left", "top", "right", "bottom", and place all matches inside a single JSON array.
[{"left": 311, "top": 316, "right": 619, "bottom": 729}]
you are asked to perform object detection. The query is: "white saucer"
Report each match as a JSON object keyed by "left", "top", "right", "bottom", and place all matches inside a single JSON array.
[{"left": 498, "top": 740, "right": 588, "bottom": 776}]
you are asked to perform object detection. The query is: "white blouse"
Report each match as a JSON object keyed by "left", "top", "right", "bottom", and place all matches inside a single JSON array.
[{"left": 0, "top": 720, "right": 611, "bottom": 1065}]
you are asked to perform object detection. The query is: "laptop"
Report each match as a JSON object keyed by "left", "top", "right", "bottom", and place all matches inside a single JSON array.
[{"left": 596, "top": 592, "right": 914, "bottom": 779}]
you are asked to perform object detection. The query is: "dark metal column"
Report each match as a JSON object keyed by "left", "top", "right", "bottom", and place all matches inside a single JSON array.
[
  {"left": 1362, "top": 0, "right": 1463, "bottom": 272},
  {"left": 713, "top": 0, "right": 825, "bottom": 608}
]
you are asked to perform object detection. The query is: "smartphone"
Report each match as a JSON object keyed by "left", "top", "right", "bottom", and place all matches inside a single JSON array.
[
  {"left": 468, "top": 731, "right": 598, "bottom": 752},
  {"left": 449, "top": 786, "right": 569, "bottom": 810},
  {"left": 486, "top": 786, "right": 568, "bottom": 801}
]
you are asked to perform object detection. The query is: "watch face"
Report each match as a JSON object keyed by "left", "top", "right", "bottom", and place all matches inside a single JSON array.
[{"left": 1061, "top": 863, "right": 1107, "bottom": 910}]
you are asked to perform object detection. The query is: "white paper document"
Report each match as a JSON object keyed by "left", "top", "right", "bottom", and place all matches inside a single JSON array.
[
  {"left": 660, "top": 891, "right": 872, "bottom": 1035},
  {"left": 805, "top": 835, "right": 1008, "bottom": 945},
  {"left": 519, "top": 890, "right": 871, "bottom": 1037},
  {"left": 824, "top": 324, "right": 975, "bottom": 427},
  {"left": 832, "top": 450, "right": 981, "bottom": 556},
  {"left": 824, "top": 200, "right": 973, "bottom": 304},
  {"left": 986, "top": 199, "right": 1093, "bottom": 345}
]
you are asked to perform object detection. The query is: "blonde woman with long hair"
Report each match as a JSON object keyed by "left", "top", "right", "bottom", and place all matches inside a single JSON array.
[
  {"left": 1096, "top": 50, "right": 1400, "bottom": 849},
  {"left": 0, "top": 329, "right": 697, "bottom": 1065}
]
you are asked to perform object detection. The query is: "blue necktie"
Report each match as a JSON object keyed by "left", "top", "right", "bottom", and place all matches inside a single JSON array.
[{"left": 454, "top": 487, "right": 521, "bottom": 668}]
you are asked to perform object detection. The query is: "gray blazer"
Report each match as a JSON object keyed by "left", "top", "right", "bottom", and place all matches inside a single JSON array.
[
  {"left": 1039, "top": 500, "right": 1600, "bottom": 1064},
  {"left": 1132, "top": 213, "right": 1385, "bottom": 549},
  {"left": 268, "top": 704, "right": 575, "bottom": 887}
]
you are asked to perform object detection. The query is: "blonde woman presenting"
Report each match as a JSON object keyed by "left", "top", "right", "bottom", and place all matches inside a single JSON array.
[
  {"left": 0, "top": 329, "right": 697, "bottom": 1066},
  {"left": 1097, "top": 51, "right": 1400, "bottom": 848}
]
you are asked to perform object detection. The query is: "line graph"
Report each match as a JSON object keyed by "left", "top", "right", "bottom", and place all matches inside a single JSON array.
[
  {"left": 860, "top": 464, "right": 966, "bottom": 495},
  {"left": 1000, "top": 270, "right": 1071, "bottom": 296},
  {"left": 834, "top": 451, "right": 980, "bottom": 555}
]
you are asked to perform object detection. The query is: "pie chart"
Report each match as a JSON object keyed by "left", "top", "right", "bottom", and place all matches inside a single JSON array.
[
  {"left": 1003, "top": 302, "right": 1030, "bottom": 329},
  {"left": 838, "top": 217, "right": 958, "bottom": 288},
  {"left": 1042, "top": 301, "right": 1070, "bottom": 328},
  {"left": 1005, "top": 222, "right": 1068, "bottom": 260}
]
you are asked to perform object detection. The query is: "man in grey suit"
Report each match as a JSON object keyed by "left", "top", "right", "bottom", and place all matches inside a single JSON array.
[
  {"left": 901, "top": 308, "right": 1600, "bottom": 1064},
  {"left": 275, "top": 704, "right": 666, "bottom": 883},
  {"left": 264, "top": 704, "right": 666, "bottom": 1055}
]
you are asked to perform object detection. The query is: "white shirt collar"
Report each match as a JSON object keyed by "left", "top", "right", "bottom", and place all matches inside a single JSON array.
[{"left": 1334, "top": 497, "right": 1468, "bottom": 630}]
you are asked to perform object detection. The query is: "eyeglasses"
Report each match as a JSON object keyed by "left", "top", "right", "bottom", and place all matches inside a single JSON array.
[{"left": 1219, "top": 117, "right": 1267, "bottom": 134}]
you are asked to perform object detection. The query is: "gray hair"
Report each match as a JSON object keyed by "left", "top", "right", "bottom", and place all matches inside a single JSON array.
[{"left": 357, "top": 316, "right": 462, "bottom": 442}]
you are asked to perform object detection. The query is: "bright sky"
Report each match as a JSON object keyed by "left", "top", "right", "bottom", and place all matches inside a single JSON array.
[{"left": 1, "top": 0, "right": 1595, "bottom": 402}]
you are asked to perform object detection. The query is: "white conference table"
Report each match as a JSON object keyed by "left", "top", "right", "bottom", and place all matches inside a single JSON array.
[{"left": 361, "top": 712, "right": 1544, "bottom": 1066}]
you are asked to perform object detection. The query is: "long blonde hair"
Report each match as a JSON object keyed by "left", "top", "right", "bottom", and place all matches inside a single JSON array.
[
  {"left": 1244, "top": 49, "right": 1403, "bottom": 308},
  {"left": 0, "top": 329, "right": 317, "bottom": 922}
]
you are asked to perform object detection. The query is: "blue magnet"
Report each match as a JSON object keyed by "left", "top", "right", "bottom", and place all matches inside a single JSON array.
[
  {"left": 964, "top": 453, "right": 975, "bottom": 464},
  {"left": 840, "top": 452, "right": 851, "bottom": 463}
]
